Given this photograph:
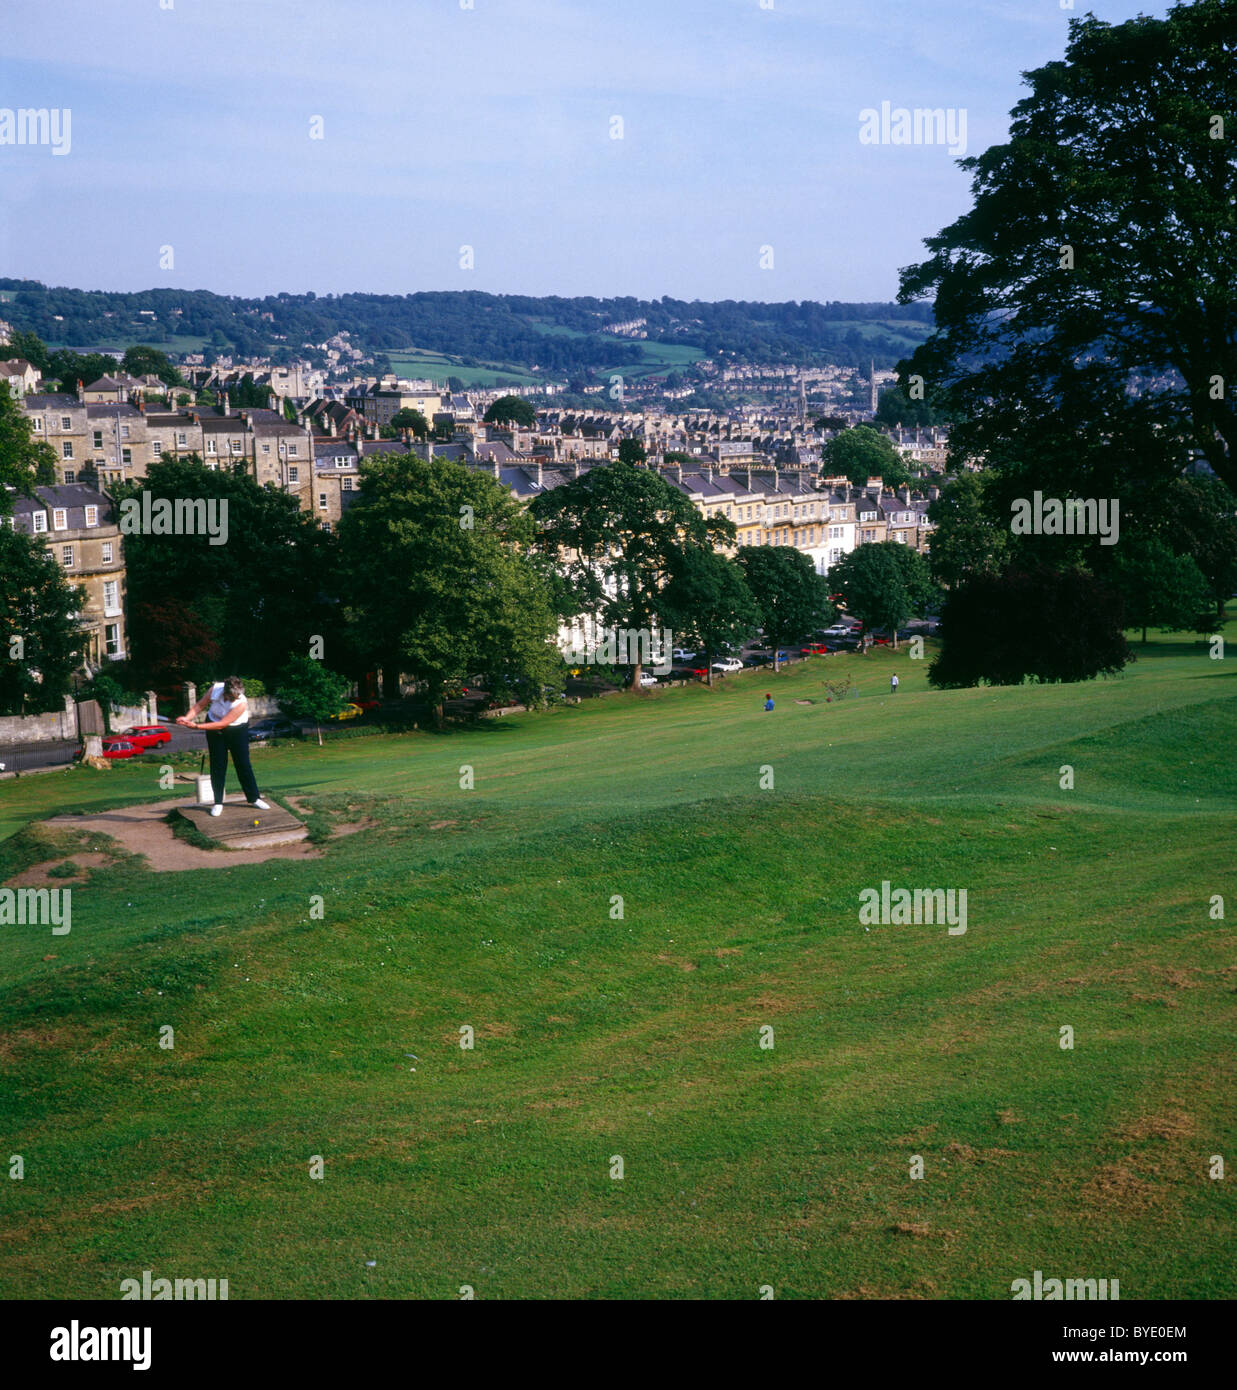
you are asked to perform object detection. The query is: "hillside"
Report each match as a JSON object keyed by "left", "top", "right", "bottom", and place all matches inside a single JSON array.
[
  {"left": 0, "top": 279, "right": 933, "bottom": 378},
  {"left": 1, "top": 630, "right": 1232, "bottom": 1298}
]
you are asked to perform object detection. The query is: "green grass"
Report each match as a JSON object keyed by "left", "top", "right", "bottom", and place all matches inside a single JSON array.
[
  {"left": 0, "top": 626, "right": 1234, "bottom": 1299},
  {"left": 384, "top": 350, "right": 543, "bottom": 387}
]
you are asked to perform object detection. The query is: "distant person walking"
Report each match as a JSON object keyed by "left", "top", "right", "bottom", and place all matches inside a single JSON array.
[
  {"left": 764, "top": 693, "right": 775, "bottom": 712},
  {"left": 177, "top": 676, "right": 270, "bottom": 817},
  {"left": 890, "top": 673, "right": 899, "bottom": 694}
]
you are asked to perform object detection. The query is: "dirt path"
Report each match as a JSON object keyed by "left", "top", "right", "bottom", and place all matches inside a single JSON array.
[{"left": 41, "top": 798, "right": 323, "bottom": 873}]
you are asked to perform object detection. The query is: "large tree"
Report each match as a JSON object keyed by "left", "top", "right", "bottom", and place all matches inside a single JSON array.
[
  {"left": 659, "top": 549, "right": 760, "bottom": 685},
  {"left": 828, "top": 543, "right": 911, "bottom": 647},
  {"left": 122, "top": 345, "right": 183, "bottom": 388},
  {"left": 0, "top": 329, "right": 51, "bottom": 375},
  {"left": 0, "top": 524, "right": 85, "bottom": 715},
  {"left": 1110, "top": 539, "right": 1212, "bottom": 645},
  {"left": 339, "top": 455, "right": 560, "bottom": 721},
  {"left": 737, "top": 547, "right": 833, "bottom": 672},
  {"left": 898, "top": 0, "right": 1237, "bottom": 494},
  {"left": 929, "top": 566, "right": 1131, "bottom": 688},
  {"left": 925, "top": 472, "right": 1009, "bottom": 589},
  {"left": 483, "top": 395, "right": 537, "bottom": 428},
  {"left": 0, "top": 386, "right": 56, "bottom": 513},
  {"left": 530, "top": 460, "right": 734, "bottom": 687},
  {"left": 115, "top": 457, "right": 334, "bottom": 684},
  {"left": 821, "top": 425, "right": 912, "bottom": 490}
]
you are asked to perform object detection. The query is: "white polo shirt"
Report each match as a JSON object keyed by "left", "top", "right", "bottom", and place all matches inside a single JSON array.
[{"left": 207, "top": 683, "right": 249, "bottom": 726}]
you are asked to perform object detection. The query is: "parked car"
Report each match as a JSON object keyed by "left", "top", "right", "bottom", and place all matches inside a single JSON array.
[
  {"left": 355, "top": 698, "right": 381, "bottom": 712},
  {"left": 118, "top": 724, "right": 171, "bottom": 749},
  {"left": 690, "top": 666, "right": 709, "bottom": 679},
  {"left": 822, "top": 624, "right": 852, "bottom": 638},
  {"left": 75, "top": 737, "right": 141, "bottom": 761},
  {"left": 326, "top": 702, "right": 363, "bottom": 722},
  {"left": 800, "top": 644, "right": 829, "bottom": 657},
  {"left": 711, "top": 658, "right": 743, "bottom": 674},
  {"left": 672, "top": 648, "right": 696, "bottom": 662},
  {"left": 638, "top": 672, "right": 659, "bottom": 688},
  {"left": 247, "top": 718, "right": 299, "bottom": 743}
]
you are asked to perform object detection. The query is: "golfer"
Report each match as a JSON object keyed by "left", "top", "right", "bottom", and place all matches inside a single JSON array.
[
  {"left": 890, "top": 673, "right": 899, "bottom": 694},
  {"left": 764, "top": 693, "right": 775, "bottom": 712},
  {"left": 177, "top": 677, "right": 269, "bottom": 817}
]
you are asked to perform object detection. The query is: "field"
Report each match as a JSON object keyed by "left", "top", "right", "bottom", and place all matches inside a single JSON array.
[
  {"left": 384, "top": 350, "right": 543, "bottom": 388},
  {"left": 0, "top": 629, "right": 1233, "bottom": 1299}
]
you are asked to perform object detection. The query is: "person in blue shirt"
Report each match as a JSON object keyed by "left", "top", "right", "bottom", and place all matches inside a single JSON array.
[{"left": 764, "top": 694, "right": 774, "bottom": 712}]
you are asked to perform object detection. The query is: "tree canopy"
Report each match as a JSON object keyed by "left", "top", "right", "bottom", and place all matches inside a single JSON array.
[
  {"left": 737, "top": 546, "right": 833, "bottom": 670},
  {"left": 821, "top": 425, "right": 913, "bottom": 489},
  {"left": 529, "top": 460, "right": 734, "bottom": 685},
  {"left": 898, "top": 0, "right": 1237, "bottom": 495}
]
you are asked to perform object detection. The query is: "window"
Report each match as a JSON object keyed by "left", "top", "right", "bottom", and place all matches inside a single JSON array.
[
  {"left": 32, "top": 417, "right": 42, "bottom": 432},
  {"left": 101, "top": 541, "right": 113, "bottom": 563},
  {"left": 206, "top": 439, "right": 217, "bottom": 454},
  {"left": 120, "top": 424, "right": 130, "bottom": 439},
  {"left": 62, "top": 441, "right": 74, "bottom": 459},
  {"left": 342, "top": 477, "right": 353, "bottom": 491},
  {"left": 103, "top": 580, "right": 120, "bottom": 615},
  {"left": 176, "top": 432, "right": 187, "bottom": 446},
  {"left": 62, "top": 545, "right": 74, "bottom": 567},
  {"left": 288, "top": 466, "right": 299, "bottom": 483},
  {"left": 230, "top": 440, "right": 242, "bottom": 454},
  {"left": 32, "top": 511, "right": 47, "bottom": 533},
  {"left": 261, "top": 442, "right": 270, "bottom": 454},
  {"left": 93, "top": 430, "right": 104, "bottom": 448},
  {"left": 318, "top": 493, "right": 328, "bottom": 510},
  {"left": 320, "top": 520, "right": 331, "bottom": 533},
  {"left": 61, "top": 416, "right": 72, "bottom": 429},
  {"left": 121, "top": 447, "right": 132, "bottom": 465},
  {"left": 84, "top": 506, "right": 98, "bottom": 527},
  {"left": 52, "top": 508, "right": 67, "bottom": 530},
  {"left": 288, "top": 444, "right": 298, "bottom": 457},
  {"left": 152, "top": 439, "right": 162, "bottom": 456},
  {"left": 105, "top": 623, "right": 121, "bottom": 657},
  {"left": 63, "top": 469, "right": 76, "bottom": 484}
]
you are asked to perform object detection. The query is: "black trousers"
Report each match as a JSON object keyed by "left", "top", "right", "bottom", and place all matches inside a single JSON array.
[{"left": 205, "top": 726, "right": 260, "bottom": 805}]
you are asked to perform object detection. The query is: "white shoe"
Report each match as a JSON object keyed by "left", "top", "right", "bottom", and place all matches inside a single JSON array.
[
  {"left": 251, "top": 798, "right": 270, "bottom": 810},
  {"left": 210, "top": 804, "right": 223, "bottom": 817}
]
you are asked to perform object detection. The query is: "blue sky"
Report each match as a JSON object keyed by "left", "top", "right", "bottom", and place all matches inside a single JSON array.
[{"left": 0, "top": 0, "right": 1167, "bottom": 302}]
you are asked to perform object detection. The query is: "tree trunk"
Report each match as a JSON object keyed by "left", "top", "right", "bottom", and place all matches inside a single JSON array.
[{"left": 1142, "top": 626, "right": 1148, "bottom": 644}]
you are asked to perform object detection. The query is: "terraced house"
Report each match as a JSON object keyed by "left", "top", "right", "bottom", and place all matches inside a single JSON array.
[{"left": 5, "top": 484, "right": 127, "bottom": 669}]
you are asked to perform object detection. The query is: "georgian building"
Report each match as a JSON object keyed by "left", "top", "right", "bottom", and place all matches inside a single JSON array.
[{"left": 6, "top": 484, "right": 128, "bottom": 669}]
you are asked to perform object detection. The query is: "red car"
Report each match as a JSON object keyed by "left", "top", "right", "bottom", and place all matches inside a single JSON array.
[
  {"left": 74, "top": 737, "right": 142, "bottom": 761},
  {"left": 690, "top": 667, "right": 709, "bottom": 679},
  {"left": 119, "top": 724, "right": 172, "bottom": 749},
  {"left": 801, "top": 644, "right": 829, "bottom": 656},
  {"left": 354, "top": 699, "right": 381, "bottom": 712}
]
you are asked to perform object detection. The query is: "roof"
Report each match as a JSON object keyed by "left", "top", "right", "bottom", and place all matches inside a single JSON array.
[{"left": 8, "top": 483, "right": 114, "bottom": 532}]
